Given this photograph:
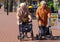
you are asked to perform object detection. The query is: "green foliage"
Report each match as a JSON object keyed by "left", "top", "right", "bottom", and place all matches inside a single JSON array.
[
  {"left": 37, "top": 2, "right": 40, "bottom": 7},
  {"left": 47, "top": 1, "right": 58, "bottom": 11},
  {"left": 47, "top": 1, "right": 53, "bottom": 8},
  {"left": 54, "top": 7, "right": 58, "bottom": 11}
]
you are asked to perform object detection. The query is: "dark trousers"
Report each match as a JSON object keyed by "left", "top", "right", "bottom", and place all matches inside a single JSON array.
[
  {"left": 39, "top": 26, "right": 49, "bottom": 36},
  {"left": 19, "top": 22, "right": 27, "bottom": 32},
  {"left": 19, "top": 24, "right": 22, "bottom": 32}
]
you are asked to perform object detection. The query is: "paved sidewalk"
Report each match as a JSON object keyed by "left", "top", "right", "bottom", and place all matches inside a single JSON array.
[{"left": 0, "top": 7, "right": 60, "bottom": 42}]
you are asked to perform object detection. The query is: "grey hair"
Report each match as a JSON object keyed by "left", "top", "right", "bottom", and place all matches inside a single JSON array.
[
  {"left": 20, "top": 2, "right": 26, "bottom": 7},
  {"left": 40, "top": 1, "right": 46, "bottom": 5}
]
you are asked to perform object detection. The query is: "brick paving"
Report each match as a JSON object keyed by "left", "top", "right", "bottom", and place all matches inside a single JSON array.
[{"left": 0, "top": 6, "right": 60, "bottom": 42}]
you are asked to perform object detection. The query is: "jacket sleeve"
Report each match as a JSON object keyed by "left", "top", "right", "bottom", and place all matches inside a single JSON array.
[
  {"left": 36, "top": 7, "right": 39, "bottom": 19},
  {"left": 47, "top": 6, "right": 51, "bottom": 18},
  {"left": 16, "top": 8, "right": 21, "bottom": 25}
]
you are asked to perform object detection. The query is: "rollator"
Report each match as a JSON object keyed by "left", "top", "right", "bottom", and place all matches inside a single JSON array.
[
  {"left": 36, "top": 18, "right": 52, "bottom": 40},
  {"left": 18, "top": 20, "right": 34, "bottom": 40}
]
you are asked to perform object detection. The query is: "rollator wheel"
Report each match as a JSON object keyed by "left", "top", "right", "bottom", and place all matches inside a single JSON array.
[
  {"left": 44, "top": 27, "right": 52, "bottom": 40},
  {"left": 31, "top": 30, "right": 34, "bottom": 40},
  {"left": 17, "top": 33, "right": 24, "bottom": 40},
  {"left": 38, "top": 34, "right": 42, "bottom": 40},
  {"left": 36, "top": 34, "right": 39, "bottom": 40},
  {"left": 17, "top": 36, "right": 22, "bottom": 40},
  {"left": 49, "top": 34, "right": 53, "bottom": 39},
  {"left": 36, "top": 33, "right": 42, "bottom": 40},
  {"left": 17, "top": 35, "right": 20, "bottom": 40},
  {"left": 49, "top": 30, "right": 53, "bottom": 40}
]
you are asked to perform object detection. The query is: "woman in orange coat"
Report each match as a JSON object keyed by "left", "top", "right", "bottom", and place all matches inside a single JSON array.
[{"left": 36, "top": 1, "right": 51, "bottom": 39}]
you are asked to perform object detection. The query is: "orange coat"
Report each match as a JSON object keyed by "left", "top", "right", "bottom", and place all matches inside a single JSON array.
[{"left": 36, "top": 6, "right": 50, "bottom": 26}]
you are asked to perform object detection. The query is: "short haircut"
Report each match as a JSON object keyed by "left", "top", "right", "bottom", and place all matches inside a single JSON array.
[
  {"left": 20, "top": 2, "right": 26, "bottom": 7},
  {"left": 40, "top": 1, "right": 46, "bottom": 5}
]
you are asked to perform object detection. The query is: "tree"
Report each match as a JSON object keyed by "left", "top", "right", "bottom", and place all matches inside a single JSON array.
[{"left": 9, "top": 0, "right": 13, "bottom": 12}]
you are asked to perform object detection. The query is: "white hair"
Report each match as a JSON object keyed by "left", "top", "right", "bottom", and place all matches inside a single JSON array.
[
  {"left": 40, "top": 1, "right": 46, "bottom": 5},
  {"left": 20, "top": 2, "right": 26, "bottom": 7}
]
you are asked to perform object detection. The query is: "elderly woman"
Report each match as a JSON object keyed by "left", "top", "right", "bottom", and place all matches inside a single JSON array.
[
  {"left": 36, "top": 1, "right": 51, "bottom": 39},
  {"left": 17, "top": 2, "right": 32, "bottom": 39}
]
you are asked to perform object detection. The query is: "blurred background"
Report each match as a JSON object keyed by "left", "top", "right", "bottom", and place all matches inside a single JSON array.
[
  {"left": 0, "top": 0, "right": 60, "bottom": 13},
  {"left": 0, "top": 0, "right": 60, "bottom": 42}
]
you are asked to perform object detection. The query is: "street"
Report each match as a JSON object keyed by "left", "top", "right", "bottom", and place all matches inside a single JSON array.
[{"left": 0, "top": 6, "right": 60, "bottom": 42}]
